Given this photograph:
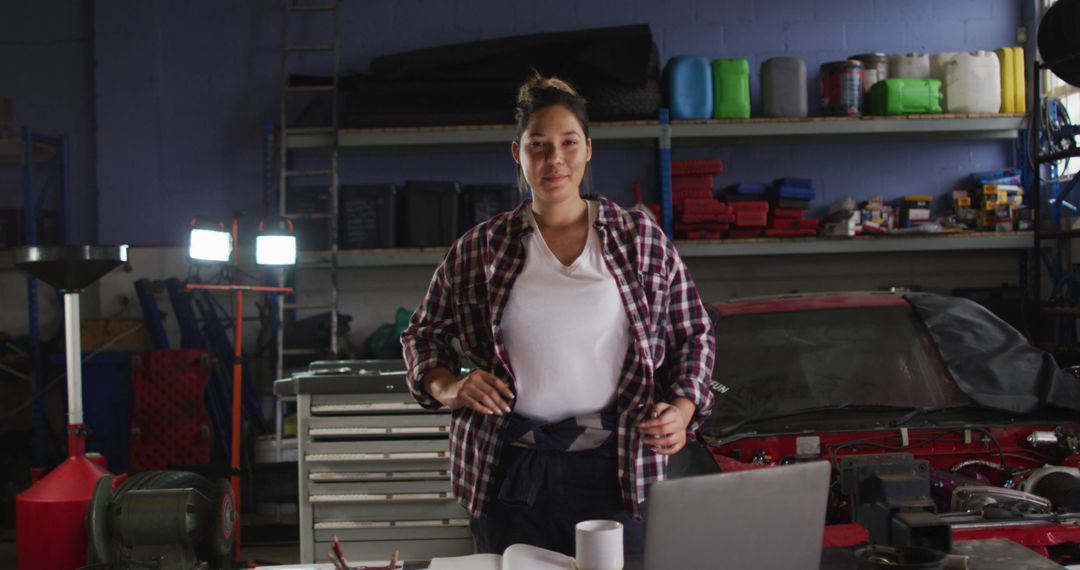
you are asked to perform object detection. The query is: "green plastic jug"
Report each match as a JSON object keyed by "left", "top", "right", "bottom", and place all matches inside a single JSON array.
[
  {"left": 870, "top": 79, "right": 943, "bottom": 115},
  {"left": 711, "top": 58, "right": 751, "bottom": 119}
]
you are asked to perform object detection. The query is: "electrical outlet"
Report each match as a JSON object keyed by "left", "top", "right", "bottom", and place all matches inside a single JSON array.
[{"left": 1017, "top": 26, "right": 1028, "bottom": 44}]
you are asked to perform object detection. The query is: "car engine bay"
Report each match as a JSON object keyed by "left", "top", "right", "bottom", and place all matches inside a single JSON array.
[{"left": 704, "top": 423, "right": 1080, "bottom": 562}]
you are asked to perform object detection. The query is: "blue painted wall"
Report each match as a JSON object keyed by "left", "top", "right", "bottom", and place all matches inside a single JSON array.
[
  {"left": 0, "top": 1, "right": 95, "bottom": 244},
  {"left": 11, "top": 1, "right": 1026, "bottom": 245}
]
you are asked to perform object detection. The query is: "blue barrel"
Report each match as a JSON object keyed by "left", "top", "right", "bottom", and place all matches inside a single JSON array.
[{"left": 666, "top": 56, "right": 713, "bottom": 119}]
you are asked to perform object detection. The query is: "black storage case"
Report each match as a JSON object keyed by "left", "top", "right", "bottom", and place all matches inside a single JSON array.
[
  {"left": 339, "top": 184, "right": 396, "bottom": 249},
  {"left": 460, "top": 184, "right": 519, "bottom": 232},
  {"left": 399, "top": 180, "right": 461, "bottom": 247}
]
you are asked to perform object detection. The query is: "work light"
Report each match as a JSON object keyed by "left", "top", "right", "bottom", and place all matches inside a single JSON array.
[{"left": 188, "top": 218, "right": 232, "bottom": 263}]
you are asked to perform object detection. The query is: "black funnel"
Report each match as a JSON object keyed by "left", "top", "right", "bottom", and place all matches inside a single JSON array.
[
  {"left": 13, "top": 245, "right": 127, "bottom": 292},
  {"left": 1038, "top": 0, "right": 1080, "bottom": 87}
]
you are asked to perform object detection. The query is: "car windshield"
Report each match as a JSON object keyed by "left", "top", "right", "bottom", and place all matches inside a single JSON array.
[{"left": 704, "top": 305, "right": 972, "bottom": 433}]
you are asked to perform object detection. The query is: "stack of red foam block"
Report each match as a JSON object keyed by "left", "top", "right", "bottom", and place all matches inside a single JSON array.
[
  {"left": 764, "top": 207, "right": 820, "bottom": 237},
  {"left": 763, "top": 178, "right": 821, "bottom": 237},
  {"left": 678, "top": 198, "right": 734, "bottom": 239},
  {"left": 728, "top": 201, "right": 769, "bottom": 238},
  {"left": 671, "top": 159, "right": 730, "bottom": 239}
]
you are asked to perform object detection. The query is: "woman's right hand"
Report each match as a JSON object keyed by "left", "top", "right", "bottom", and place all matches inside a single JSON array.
[{"left": 424, "top": 369, "right": 515, "bottom": 415}]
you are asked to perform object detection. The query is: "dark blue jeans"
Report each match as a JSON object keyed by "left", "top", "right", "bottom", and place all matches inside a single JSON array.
[{"left": 470, "top": 443, "right": 647, "bottom": 557}]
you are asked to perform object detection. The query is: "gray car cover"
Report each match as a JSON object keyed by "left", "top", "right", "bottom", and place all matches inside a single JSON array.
[{"left": 906, "top": 293, "right": 1080, "bottom": 413}]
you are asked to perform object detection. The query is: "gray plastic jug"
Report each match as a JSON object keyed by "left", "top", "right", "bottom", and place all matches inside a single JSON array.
[{"left": 761, "top": 57, "right": 807, "bottom": 118}]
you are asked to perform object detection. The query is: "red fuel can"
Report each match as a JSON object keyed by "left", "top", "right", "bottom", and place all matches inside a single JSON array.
[{"left": 16, "top": 455, "right": 110, "bottom": 570}]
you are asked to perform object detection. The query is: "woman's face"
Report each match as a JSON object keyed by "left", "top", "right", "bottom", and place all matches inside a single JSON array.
[{"left": 512, "top": 104, "right": 592, "bottom": 206}]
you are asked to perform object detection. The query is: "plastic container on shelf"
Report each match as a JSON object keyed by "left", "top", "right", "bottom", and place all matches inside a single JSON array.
[
  {"left": 851, "top": 53, "right": 888, "bottom": 115},
  {"left": 850, "top": 53, "right": 889, "bottom": 94},
  {"left": 1009, "top": 46, "right": 1026, "bottom": 113},
  {"left": 888, "top": 53, "right": 931, "bottom": 79},
  {"left": 761, "top": 57, "right": 808, "bottom": 118},
  {"left": 666, "top": 56, "right": 713, "bottom": 120},
  {"left": 933, "top": 51, "right": 1001, "bottom": 113},
  {"left": 929, "top": 52, "right": 956, "bottom": 83},
  {"left": 870, "top": 79, "right": 943, "bottom": 115},
  {"left": 820, "top": 60, "right": 864, "bottom": 116},
  {"left": 996, "top": 47, "right": 1017, "bottom": 112},
  {"left": 711, "top": 58, "right": 751, "bottom": 119}
]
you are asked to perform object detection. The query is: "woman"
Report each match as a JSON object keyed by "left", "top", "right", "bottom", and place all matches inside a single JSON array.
[{"left": 401, "top": 75, "right": 715, "bottom": 556}]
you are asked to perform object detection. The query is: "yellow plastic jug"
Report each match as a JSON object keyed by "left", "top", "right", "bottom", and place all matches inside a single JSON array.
[
  {"left": 1012, "top": 47, "right": 1026, "bottom": 113},
  {"left": 996, "top": 47, "right": 1016, "bottom": 112}
]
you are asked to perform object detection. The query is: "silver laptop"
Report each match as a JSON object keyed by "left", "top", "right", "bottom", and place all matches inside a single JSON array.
[{"left": 644, "top": 461, "right": 831, "bottom": 570}]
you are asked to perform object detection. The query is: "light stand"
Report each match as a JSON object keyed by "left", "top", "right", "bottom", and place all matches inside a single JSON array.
[
  {"left": 184, "top": 282, "right": 291, "bottom": 561},
  {"left": 187, "top": 215, "right": 295, "bottom": 562}
]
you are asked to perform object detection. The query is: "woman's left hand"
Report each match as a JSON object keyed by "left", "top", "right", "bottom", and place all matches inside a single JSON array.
[{"left": 637, "top": 397, "right": 697, "bottom": 455}]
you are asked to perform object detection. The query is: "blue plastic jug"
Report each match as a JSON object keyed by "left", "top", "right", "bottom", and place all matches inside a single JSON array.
[{"left": 666, "top": 56, "right": 713, "bottom": 120}]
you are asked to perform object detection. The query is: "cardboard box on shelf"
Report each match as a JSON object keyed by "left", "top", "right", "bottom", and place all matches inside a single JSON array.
[
  {"left": 80, "top": 319, "right": 152, "bottom": 351},
  {"left": 822, "top": 214, "right": 857, "bottom": 237},
  {"left": 952, "top": 190, "right": 977, "bottom": 228},
  {"left": 858, "top": 196, "right": 896, "bottom": 232}
]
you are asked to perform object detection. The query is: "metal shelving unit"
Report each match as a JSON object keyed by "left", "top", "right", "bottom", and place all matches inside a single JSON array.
[
  {"left": 675, "top": 232, "right": 1033, "bottom": 257},
  {"left": 1031, "top": 56, "right": 1080, "bottom": 350},
  {"left": 281, "top": 113, "right": 1030, "bottom": 268},
  {"left": 1, "top": 127, "right": 69, "bottom": 468},
  {"left": 670, "top": 114, "right": 1026, "bottom": 142},
  {"left": 0, "top": 137, "right": 58, "bottom": 165},
  {"left": 292, "top": 232, "right": 1034, "bottom": 269},
  {"left": 285, "top": 114, "right": 1027, "bottom": 150}
]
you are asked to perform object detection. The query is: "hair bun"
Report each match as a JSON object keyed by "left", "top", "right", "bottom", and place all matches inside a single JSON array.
[
  {"left": 513, "top": 71, "right": 590, "bottom": 141},
  {"left": 516, "top": 73, "right": 579, "bottom": 105}
]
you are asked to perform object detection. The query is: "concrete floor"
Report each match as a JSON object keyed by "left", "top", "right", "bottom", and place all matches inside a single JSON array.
[
  {"left": 0, "top": 526, "right": 302, "bottom": 568},
  {"left": 0, "top": 528, "right": 14, "bottom": 569},
  {"left": 242, "top": 543, "right": 302, "bottom": 567}
]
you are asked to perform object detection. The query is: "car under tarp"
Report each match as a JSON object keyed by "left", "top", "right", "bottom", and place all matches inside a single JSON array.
[{"left": 906, "top": 292, "right": 1080, "bottom": 413}]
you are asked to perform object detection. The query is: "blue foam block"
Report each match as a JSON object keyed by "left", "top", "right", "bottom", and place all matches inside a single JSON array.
[
  {"left": 723, "top": 183, "right": 767, "bottom": 195},
  {"left": 773, "top": 177, "right": 814, "bottom": 188},
  {"left": 773, "top": 185, "right": 817, "bottom": 200}
]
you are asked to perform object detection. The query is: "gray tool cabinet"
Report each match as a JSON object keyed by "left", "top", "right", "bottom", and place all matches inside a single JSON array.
[{"left": 274, "top": 360, "right": 473, "bottom": 563}]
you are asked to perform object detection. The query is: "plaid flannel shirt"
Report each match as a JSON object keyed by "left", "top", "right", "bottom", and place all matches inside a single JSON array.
[{"left": 401, "top": 195, "right": 715, "bottom": 518}]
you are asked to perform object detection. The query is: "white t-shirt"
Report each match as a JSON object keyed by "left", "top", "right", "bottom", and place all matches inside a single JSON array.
[{"left": 501, "top": 201, "right": 632, "bottom": 423}]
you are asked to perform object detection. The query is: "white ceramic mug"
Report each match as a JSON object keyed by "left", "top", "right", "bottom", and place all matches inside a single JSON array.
[{"left": 575, "top": 519, "right": 624, "bottom": 570}]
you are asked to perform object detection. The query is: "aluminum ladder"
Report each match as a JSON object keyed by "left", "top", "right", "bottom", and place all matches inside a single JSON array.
[{"left": 276, "top": 0, "right": 342, "bottom": 380}]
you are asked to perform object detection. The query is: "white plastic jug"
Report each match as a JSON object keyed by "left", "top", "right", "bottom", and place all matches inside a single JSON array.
[
  {"left": 888, "top": 53, "right": 930, "bottom": 79},
  {"left": 934, "top": 51, "right": 1002, "bottom": 113},
  {"left": 930, "top": 52, "right": 958, "bottom": 83}
]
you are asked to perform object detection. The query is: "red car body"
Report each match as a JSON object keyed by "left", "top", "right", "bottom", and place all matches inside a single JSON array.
[{"left": 699, "top": 292, "right": 1080, "bottom": 562}]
